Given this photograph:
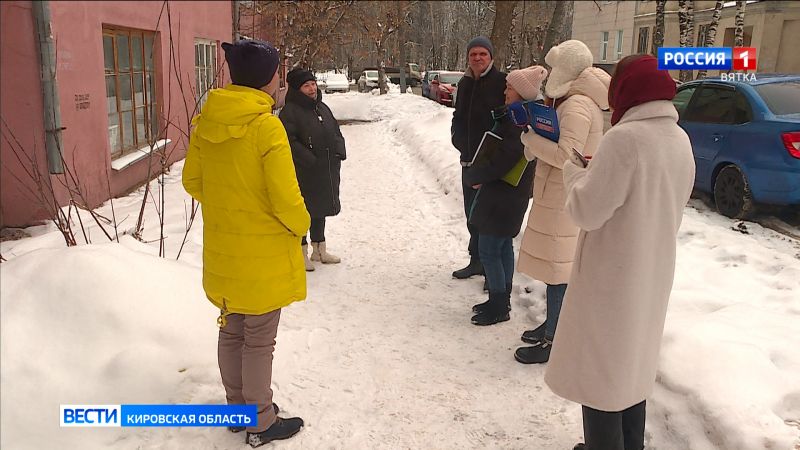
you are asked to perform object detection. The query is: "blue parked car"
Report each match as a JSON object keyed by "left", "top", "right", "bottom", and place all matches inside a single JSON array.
[{"left": 673, "top": 75, "right": 800, "bottom": 218}]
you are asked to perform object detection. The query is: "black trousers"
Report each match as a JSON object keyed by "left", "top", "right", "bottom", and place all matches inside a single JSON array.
[
  {"left": 461, "top": 167, "right": 479, "bottom": 258},
  {"left": 301, "top": 217, "right": 326, "bottom": 245},
  {"left": 582, "top": 401, "right": 646, "bottom": 450}
]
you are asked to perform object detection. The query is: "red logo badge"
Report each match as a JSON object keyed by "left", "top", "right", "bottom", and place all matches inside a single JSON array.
[{"left": 732, "top": 47, "right": 757, "bottom": 71}]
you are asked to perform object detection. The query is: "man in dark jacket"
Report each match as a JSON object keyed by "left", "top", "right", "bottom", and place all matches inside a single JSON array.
[
  {"left": 451, "top": 36, "right": 507, "bottom": 280},
  {"left": 279, "top": 68, "right": 346, "bottom": 271}
]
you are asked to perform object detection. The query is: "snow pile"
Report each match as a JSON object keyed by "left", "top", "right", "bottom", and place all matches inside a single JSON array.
[
  {"left": 0, "top": 240, "right": 217, "bottom": 450},
  {"left": 650, "top": 205, "right": 800, "bottom": 450}
]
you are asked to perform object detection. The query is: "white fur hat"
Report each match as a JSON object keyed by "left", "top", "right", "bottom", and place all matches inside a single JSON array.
[
  {"left": 544, "top": 40, "right": 594, "bottom": 99},
  {"left": 507, "top": 66, "right": 548, "bottom": 101}
]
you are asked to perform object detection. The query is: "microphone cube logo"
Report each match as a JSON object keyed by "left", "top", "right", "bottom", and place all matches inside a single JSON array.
[{"left": 732, "top": 47, "right": 757, "bottom": 71}]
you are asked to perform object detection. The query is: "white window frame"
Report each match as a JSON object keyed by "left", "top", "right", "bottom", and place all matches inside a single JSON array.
[
  {"left": 616, "top": 30, "right": 624, "bottom": 60},
  {"left": 194, "top": 38, "right": 218, "bottom": 110},
  {"left": 601, "top": 31, "right": 609, "bottom": 61}
]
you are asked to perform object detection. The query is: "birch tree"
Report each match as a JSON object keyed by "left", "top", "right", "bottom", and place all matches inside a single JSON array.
[
  {"left": 678, "top": 0, "right": 696, "bottom": 82},
  {"left": 735, "top": 0, "right": 747, "bottom": 47},
  {"left": 652, "top": 0, "right": 666, "bottom": 56},
  {"left": 696, "top": 0, "right": 724, "bottom": 79}
]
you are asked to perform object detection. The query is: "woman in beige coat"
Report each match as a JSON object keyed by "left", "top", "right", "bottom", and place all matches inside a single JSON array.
[
  {"left": 545, "top": 54, "right": 695, "bottom": 450},
  {"left": 514, "top": 40, "right": 611, "bottom": 365}
]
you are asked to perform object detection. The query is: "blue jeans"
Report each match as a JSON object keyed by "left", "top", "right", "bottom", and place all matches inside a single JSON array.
[
  {"left": 545, "top": 283, "right": 568, "bottom": 340},
  {"left": 478, "top": 234, "right": 514, "bottom": 294}
]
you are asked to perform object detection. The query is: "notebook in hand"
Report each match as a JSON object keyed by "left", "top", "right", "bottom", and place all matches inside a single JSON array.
[
  {"left": 470, "top": 131, "right": 504, "bottom": 167},
  {"left": 471, "top": 131, "right": 529, "bottom": 187}
]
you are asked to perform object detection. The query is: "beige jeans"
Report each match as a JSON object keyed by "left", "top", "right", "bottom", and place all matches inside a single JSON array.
[{"left": 218, "top": 309, "right": 281, "bottom": 432}]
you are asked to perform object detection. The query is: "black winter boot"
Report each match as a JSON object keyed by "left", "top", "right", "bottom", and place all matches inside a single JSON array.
[
  {"left": 453, "top": 257, "right": 484, "bottom": 279},
  {"left": 514, "top": 338, "right": 553, "bottom": 364},
  {"left": 473, "top": 283, "right": 512, "bottom": 313},
  {"left": 471, "top": 291, "right": 510, "bottom": 326},
  {"left": 246, "top": 416, "right": 304, "bottom": 447},
  {"left": 521, "top": 322, "right": 548, "bottom": 345},
  {"left": 228, "top": 403, "right": 280, "bottom": 433}
]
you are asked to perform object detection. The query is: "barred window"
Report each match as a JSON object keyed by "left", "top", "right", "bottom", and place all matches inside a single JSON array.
[
  {"left": 637, "top": 27, "right": 650, "bottom": 54},
  {"left": 103, "top": 28, "right": 159, "bottom": 158}
]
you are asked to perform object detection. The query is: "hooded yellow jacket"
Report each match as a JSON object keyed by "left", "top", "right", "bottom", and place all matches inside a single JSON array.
[{"left": 183, "top": 85, "right": 310, "bottom": 315}]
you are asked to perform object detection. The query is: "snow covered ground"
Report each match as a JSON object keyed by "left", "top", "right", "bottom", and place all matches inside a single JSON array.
[{"left": 1, "top": 91, "right": 799, "bottom": 450}]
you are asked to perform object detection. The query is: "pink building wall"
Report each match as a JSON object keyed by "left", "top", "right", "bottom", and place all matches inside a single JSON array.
[
  {"left": 0, "top": 1, "right": 53, "bottom": 226},
  {"left": 1, "top": 1, "right": 232, "bottom": 227}
]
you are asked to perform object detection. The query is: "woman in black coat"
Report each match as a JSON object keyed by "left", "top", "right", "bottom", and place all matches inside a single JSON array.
[
  {"left": 464, "top": 65, "right": 547, "bottom": 326},
  {"left": 279, "top": 68, "right": 346, "bottom": 270}
]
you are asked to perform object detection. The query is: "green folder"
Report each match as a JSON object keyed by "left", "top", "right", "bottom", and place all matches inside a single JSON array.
[{"left": 502, "top": 156, "right": 529, "bottom": 187}]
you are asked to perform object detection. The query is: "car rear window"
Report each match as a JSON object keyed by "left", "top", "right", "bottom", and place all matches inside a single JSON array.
[
  {"left": 439, "top": 74, "right": 462, "bottom": 85},
  {"left": 754, "top": 81, "right": 800, "bottom": 115}
]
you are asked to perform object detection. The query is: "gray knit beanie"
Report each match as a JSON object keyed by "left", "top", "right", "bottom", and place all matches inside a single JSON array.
[{"left": 466, "top": 36, "right": 494, "bottom": 58}]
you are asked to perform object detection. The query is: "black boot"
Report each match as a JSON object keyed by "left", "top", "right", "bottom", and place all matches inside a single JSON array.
[
  {"left": 229, "top": 403, "right": 280, "bottom": 433},
  {"left": 573, "top": 444, "right": 586, "bottom": 450},
  {"left": 521, "top": 322, "right": 548, "bottom": 344},
  {"left": 473, "top": 283, "right": 512, "bottom": 313},
  {"left": 471, "top": 291, "right": 510, "bottom": 326},
  {"left": 514, "top": 338, "right": 552, "bottom": 364},
  {"left": 246, "top": 416, "right": 304, "bottom": 447},
  {"left": 452, "top": 257, "right": 484, "bottom": 279}
]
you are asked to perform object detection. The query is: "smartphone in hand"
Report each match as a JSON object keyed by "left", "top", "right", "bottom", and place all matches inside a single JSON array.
[{"left": 571, "top": 147, "right": 589, "bottom": 168}]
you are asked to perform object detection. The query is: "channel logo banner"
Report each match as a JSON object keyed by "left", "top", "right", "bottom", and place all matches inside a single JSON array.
[
  {"left": 658, "top": 47, "right": 733, "bottom": 70},
  {"left": 60, "top": 404, "right": 258, "bottom": 427}
]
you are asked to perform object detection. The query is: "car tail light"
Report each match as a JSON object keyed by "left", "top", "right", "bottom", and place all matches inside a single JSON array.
[{"left": 782, "top": 132, "right": 800, "bottom": 159}]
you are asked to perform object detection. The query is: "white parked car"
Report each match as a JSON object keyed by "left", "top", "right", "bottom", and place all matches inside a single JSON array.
[
  {"left": 323, "top": 73, "right": 349, "bottom": 93},
  {"left": 357, "top": 70, "right": 389, "bottom": 92}
]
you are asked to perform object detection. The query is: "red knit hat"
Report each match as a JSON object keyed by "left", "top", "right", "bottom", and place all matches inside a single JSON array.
[{"left": 609, "top": 54, "right": 676, "bottom": 125}]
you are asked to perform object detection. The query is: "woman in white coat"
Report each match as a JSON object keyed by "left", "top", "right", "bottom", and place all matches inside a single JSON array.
[
  {"left": 514, "top": 40, "right": 611, "bottom": 365},
  {"left": 545, "top": 54, "right": 696, "bottom": 450}
]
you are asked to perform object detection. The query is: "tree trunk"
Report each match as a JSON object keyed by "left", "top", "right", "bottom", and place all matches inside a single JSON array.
[
  {"left": 678, "top": 0, "right": 695, "bottom": 82},
  {"left": 378, "top": 44, "right": 388, "bottom": 95},
  {"left": 696, "top": 0, "right": 724, "bottom": 79},
  {"left": 735, "top": 0, "right": 746, "bottom": 47},
  {"left": 541, "top": 0, "right": 573, "bottom": 71},
  {"left": 489, "top": 0, "right": 517, "bottom": 71},
  {"left": 653, "top": 0, "right": 666, "bottom": 55},
  {"left": 508, "top": 4, "right": 520, "bottom": 70},
  {"left": 398, "top": 0, "right": 407, "bottom": 93}
]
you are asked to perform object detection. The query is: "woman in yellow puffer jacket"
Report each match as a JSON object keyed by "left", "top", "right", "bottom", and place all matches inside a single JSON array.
[{"left": 182, "top": 40, "right": 309, "bottom": 447}]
